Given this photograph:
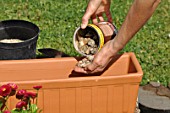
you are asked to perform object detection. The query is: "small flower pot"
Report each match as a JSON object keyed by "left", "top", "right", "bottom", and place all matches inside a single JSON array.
[
  {"left": 0, "top": 20, "right": 39, "bottom": 60},
  {"left": 0, "top": 52, "right": 143, "bottom": 113}
]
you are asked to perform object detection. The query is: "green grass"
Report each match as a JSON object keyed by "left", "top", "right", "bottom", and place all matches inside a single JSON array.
[{"left": 0, "top": 0, "right": 169, "bottom": 86}]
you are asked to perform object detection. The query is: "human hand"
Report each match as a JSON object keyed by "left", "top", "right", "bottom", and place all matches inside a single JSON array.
[
  {"left": 81, "top": 0, "right": 112, "bottom": 29},
  {"left": 74, "top": 40, "right": 118, "bottom": 74}
]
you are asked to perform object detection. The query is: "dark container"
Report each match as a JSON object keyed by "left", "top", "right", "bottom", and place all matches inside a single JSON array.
[
  {"left": 139, "top": 103, "right": 170, "bottom": 113},
  {"left": 0, "top": 20, "right": 39, "bottom": 60}
]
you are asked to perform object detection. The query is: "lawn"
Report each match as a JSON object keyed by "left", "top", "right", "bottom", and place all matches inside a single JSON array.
[{"left": 0, "top": 0, "right": 169, "bottom": 86}]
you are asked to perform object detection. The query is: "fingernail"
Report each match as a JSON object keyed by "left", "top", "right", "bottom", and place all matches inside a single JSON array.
[{"left": 81, "top": 23, "right": 86, "bottom": 29}]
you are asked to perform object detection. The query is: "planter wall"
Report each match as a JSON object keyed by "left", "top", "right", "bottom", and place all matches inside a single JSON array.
[{"left": 0, "top": 52, "right": 143, "bottom": 113}]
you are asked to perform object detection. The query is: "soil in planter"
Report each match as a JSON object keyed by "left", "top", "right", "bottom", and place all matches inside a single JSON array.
[{"left": 0, "top": 39, "right": 24, "bottom": 43}]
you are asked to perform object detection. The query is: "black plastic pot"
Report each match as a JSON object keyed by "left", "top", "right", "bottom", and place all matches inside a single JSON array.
[
  {"left": 0, "top": 20, "right": 39, "bottom": 60},
  {"left": 139, "top": 103, "right": 170, "bottom": 113}
]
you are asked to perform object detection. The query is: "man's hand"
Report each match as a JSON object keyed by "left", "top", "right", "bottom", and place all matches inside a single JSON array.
[
  {"left": 74, "top": 40, "right": 118, "bottom": 74},
  {"left": 75, "top": 0, "right": 161, "bottom": 74},
  {"left": 81, "top": 0, "right": 112, "bottom": 29}
]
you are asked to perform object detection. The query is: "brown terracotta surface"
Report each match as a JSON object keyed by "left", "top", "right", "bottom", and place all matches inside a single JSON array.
[
  {"left": 0, "top": 52, "right": 143, "bottom": 113},
  {"left": 97, "top": 22, "right": 116, "bottom": 42}
]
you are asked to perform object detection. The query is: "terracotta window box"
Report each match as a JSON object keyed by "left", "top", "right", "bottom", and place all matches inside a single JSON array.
[{"left": 0, "top": 52, "right": 143, "bottom": 113}]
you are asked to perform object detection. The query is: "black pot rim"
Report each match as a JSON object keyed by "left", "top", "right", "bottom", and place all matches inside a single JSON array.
[{"left": 0, "top": 19, "right": 40, "bottom": 49}]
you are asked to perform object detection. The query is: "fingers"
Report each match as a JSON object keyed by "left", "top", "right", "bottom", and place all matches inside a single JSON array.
[
  {"left": 91, "top": 13, "right": 105, "bottom": 25},
  {"left": 81, "top": 0, "right": 102, "bottom": 29},
  {"left": 105, "top": 10, "right": 113, "bottom": 23},
  {"left": 74, "top": 60, "right": 103, "bottom": 74},
  {"left": 84, "top": 62, "right": 99, "bottom": 72},
  {"left": 74, "top": 66, "right": 98, "bottom": 74},
  {"left": 91, "top": 14, "right": 98, "bottom": 25},
  {"left": 98, "top": 13, "right": 105, "bottom": 22},
  {"left": 74, "top": 60, "right": 99, "bottom": 74},
  {"left": 81, "top": 0, "right": 113, "bottom": 29},
  {"left": 81, "top": 17, "right": 88, "bottom": 29},
  {"left": 81, "top": 10, "right": 92, "bottom": 29},
  {"left": 82, "top": 13, "right": 105, "bottom": 29},
  {"left": 88, "top": 11, "right": 113, "bottom": 27},
  {"left": 74, "top": 66, "right": 89, "bottom": 74}
]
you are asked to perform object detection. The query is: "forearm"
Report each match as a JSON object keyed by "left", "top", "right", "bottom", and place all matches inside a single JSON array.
[{"left": 111, "top": 0, "right": 161, "bottom": 53}]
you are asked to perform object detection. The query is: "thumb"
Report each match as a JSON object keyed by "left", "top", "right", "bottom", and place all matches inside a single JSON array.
[
  {"left": 81, "top": 13, "right": 90, "bottom": 29},
  {"left": 81, "top": 0, "right": 102, "bottom": 29},
  {"left": 84, "top": 62, "right": 98, "bottom": 72}
]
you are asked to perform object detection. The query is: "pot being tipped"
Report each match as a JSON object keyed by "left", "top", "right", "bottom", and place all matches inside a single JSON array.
[{"left": 73, "top": 22, "right": 118, "bottom": 56}]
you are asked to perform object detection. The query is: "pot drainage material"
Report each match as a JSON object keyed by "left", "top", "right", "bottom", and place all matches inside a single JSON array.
[{"left": 0, "top": 39, "right": 24, "bottom": 43}]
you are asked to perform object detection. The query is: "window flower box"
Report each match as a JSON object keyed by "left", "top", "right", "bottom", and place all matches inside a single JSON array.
[{"left": 0, "top": 52, "right": 143, "bottom": 113}]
